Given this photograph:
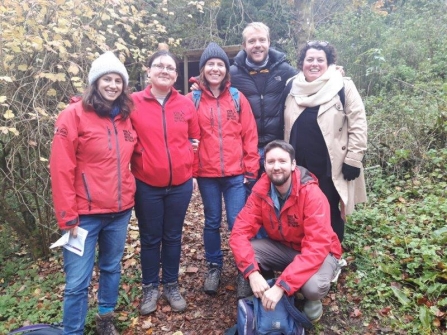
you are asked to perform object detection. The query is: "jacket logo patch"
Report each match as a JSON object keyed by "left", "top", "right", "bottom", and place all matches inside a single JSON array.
[
  {"left": 226, "top": 109, "right": 238, "bottom": 121},
  {"left": 274, "top": 75, "right": 282, "bottom": 82},
  {"left": 55, "top": 126, "right": 68, "bottom": 137},
  {"left": 123, "top": 130, "right": 135, "bottom": 142},
  {"left": 286, "top": 214, "right": 298, "bottom": 227},
  {"left": 174, "top": 110, "right": 186, "bottom": 122}
]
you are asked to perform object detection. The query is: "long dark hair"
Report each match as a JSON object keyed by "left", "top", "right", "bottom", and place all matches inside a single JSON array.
[{"left": 82, "top": 74, "right": 133, "bottom": 119}]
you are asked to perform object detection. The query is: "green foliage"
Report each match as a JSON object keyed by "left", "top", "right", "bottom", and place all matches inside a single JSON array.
[
  {"left": 0, "top": 0, "right": 189, "bottom": 259},
  {"left": 315, "top": 0, "right": 447, "bottom": 175},
  {"left": 345, "top": 148, "right": 447, "bottom": 334},
  {"left": 0, "top": 259, "right": 65, "bottom": 333}
]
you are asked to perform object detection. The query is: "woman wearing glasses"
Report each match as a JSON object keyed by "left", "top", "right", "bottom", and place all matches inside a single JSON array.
[
  {"left": 284, "top": 41, "right": 367, "bottom": 244},
  {"left": 130, "top": 50, "right": 200, "bottom": 315}
]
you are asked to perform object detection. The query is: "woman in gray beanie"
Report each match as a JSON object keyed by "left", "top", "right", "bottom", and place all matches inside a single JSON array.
[
  {"left": 50, "top": 51, "right": 136, "bottom": 335},
  {"left": 187, "top": 42, "right": 259, "bottom": 295}
]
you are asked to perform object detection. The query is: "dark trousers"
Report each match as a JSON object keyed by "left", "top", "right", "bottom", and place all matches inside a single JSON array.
[{"left": 317, "top": 174, "right": 344, "bottom": 243}]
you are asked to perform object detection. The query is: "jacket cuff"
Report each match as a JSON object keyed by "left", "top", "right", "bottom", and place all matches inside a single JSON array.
[{"left": 59, "top": 217, "right": 79, "bottom": 230}]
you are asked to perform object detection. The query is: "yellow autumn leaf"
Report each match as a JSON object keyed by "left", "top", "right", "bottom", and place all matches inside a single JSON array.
[
  {"left": 115, "top": 42, "right": 128, "bottom": 51},
  {"left": 3, "top": 110, "right": 14, "bottom": 119},
  {"left": 0, "top": 127, "right": 9, "bottom": 134},
  {"left": 35, "top": 107, "right": 49, "bottom": 116},
  {"left": 9, "top": 128, "right": 20, "bottom": 136},
  {"left": 47, "top": 89, "right": 57, "bottom": 97},
  {"left": 68, "top": 64, "right": 79, "bottom": 75},
  {"left": 0, "top": 96, "right": 7, "bottom": 103},
  {"left": 39, "top": 157, "right": 48, "bottom": 162},
  {"left": 18, "top": 64, "right": 28, "bottom": 71},
  {"left": 0, "top": 76, "right": 13, "bottom": 82},
  {"left": 57, "top": 102, "right": 67, "bottom": 110}
]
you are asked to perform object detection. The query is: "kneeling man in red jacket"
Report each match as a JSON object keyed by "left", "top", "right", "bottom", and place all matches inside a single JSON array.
[{"left": 229, "top": 140, "right": 342, "bottom": 323}]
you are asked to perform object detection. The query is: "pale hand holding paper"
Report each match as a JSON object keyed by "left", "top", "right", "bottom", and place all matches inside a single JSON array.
[{"left": 50, "top": 227, "right": 88, "bottom": 256}]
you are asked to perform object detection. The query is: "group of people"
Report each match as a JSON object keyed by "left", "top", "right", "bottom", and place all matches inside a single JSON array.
[{"left": 49, "top": 21, "right": 367, "bottom": 335}]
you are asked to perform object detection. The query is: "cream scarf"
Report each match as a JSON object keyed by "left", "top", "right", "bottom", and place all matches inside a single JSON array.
[{"left": 289, "top": 65, "right": 344, "bottom": 107}]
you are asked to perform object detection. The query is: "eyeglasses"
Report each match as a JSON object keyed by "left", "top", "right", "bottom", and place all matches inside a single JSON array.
[
  {"left": 151, "top": 63, "right": 177, "bottom": 73},
  {"left": 307, "top": 41, "right": 329, "bottom": 47}
]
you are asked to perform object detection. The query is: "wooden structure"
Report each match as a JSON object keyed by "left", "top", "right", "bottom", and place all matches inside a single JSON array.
[{"left": 177, "top": 45, "right": 242, "bottom": 94}]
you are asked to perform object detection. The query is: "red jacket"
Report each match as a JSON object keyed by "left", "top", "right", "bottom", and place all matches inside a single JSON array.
[
  {"left": 229, "top": 167, "right": 342, "bottom": 296},
  {"left": 131, "top": 86, "right": 200, "bottom": 187},
  {"left": 50, "top": 100, "right": 137, "bottom": 230},
  {"left": 186, "top": 80, "right": 259, "bottom": 179}
]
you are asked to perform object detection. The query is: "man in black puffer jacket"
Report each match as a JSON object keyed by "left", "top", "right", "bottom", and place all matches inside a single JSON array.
[{"left": 230, "top": 22, "right": 298, "bottom": 183}]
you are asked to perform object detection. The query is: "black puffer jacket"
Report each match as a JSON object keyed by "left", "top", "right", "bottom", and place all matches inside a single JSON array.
[{"left": 230, "top": 48, "right": 298, "bottom": 147}]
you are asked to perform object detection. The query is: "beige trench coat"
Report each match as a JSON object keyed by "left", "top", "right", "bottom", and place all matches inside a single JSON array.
[{"left": 284, "top": 77, "right": 367, "bottom": 217}]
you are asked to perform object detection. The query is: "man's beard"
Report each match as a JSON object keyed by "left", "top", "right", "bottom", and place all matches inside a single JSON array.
[{"left": 270, "top": 174, "right": 289, "bottom": 186}]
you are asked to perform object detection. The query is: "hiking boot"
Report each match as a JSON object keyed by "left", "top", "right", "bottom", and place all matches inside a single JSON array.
[
  {"left": 303, "top": 300, "right": 323, "bottom": 323},
  {"left": 140, "top": 283, "right": 160, "bottom": 315},
  {"left": 95, "top": 312, "right": 119, "bottom": 335},
  {"left": 203, "top": 263, "right": 221, "bottom": 295},
  {"left": 162, "top": 282, "right": 187, "bottom": 312},
  {"left": 236, "top": 272, "right": 253, "bottom": 299}
]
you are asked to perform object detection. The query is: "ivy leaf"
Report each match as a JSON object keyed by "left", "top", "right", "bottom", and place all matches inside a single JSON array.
[
  {"left": 419, "top": 306, "right": 431, "bottom": 329},
  {"left": 391, "top": 286, "right": 410, "bottom": 306}
]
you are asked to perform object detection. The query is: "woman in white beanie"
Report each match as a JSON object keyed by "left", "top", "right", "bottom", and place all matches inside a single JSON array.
[{"left": 50, "top": 51, "right": 136, "bottom": 335}]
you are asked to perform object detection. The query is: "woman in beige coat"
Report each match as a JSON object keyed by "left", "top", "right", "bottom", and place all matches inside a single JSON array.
[{"left": 284, "top": 41, "right": 367, "bottom": 243}]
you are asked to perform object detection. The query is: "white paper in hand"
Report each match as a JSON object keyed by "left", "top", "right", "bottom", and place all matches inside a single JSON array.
[{"left": 50, "top": 227, "right": 89, "bottom": 256}]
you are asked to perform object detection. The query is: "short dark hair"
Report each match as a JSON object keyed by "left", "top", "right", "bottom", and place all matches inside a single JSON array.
[
  {"left": 146, "top": 50, "right": 179, "bottom": 70},
  {"left": 297, "top": 41, "right": 337, "bottom": 71},
  {"left": 264, "top": 140, "right": 295, "bottom": 161}
]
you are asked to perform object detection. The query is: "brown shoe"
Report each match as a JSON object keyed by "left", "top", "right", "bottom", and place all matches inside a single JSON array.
[{"left": 95, "top": 312, "right": 119, "bottom": 335}]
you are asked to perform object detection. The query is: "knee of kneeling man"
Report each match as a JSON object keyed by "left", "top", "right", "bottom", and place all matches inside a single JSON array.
[{"left": 301, "top": 275, "right": 331, "bottom": 300}]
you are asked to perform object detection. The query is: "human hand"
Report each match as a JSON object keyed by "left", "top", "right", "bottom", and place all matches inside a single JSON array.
[
  {"left": 192, "top": 178, "right": 198, "bottom": 192},
  {"left": 190, "top": 138, "right": 199, "bottom": 152},
  {"left": 248, "top": 271, "right": 270, "bottom": 299},
  {"left": 244, "top": 177, "right": 256, "bottom": 184},
  {"left": 68, "top": 226, "right": 78, "bottom": 238},
  {"left": 261, "top": 285, "right": 284, "bottom": 311},
  {"left": 190, "top": 82, "right": 200, "bottom": 91},
  {"left": 342, "top": 163, "right": 360, "bottom": 181}
]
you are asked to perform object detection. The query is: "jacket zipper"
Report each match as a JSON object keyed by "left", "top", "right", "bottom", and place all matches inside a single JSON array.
[
  {"left": 111, "top": 119, "right": 122, "bottom": 211},
  {"left": 216, "top": 100, "right": 225, "bottom": 176},
  {"left": 81, "top": 173, "right": 92, "bottom": 211},
  {"left": 161, "top": 98, "right": 173, "bottom": 187}
]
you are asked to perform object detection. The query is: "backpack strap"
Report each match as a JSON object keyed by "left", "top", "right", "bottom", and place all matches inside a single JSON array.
[
  {"left": 282, "top": 295, "right": 314, "bottom": 330},
  {"left": 193, "top": 87, "right": 241, "bottom": 114},
  {"left": 229, "top": 87, "right": 240, "bottom": 113},
  {"left": 192, "top": 90, "right": 202, "bottom": 110},
  {"left": 265, "top": 278, "right": 314, "bottom": 330}
]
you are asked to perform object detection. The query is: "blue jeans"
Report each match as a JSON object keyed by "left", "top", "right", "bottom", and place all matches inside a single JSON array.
[
  {"left": 198, "top": 175, "right": 245, "bottom": 267},
  {"left": 134, "top": 178, "right": 192, "bottom": 285},
  {"left": 63, "top": 209, "right": 131, "bottom": 335}
]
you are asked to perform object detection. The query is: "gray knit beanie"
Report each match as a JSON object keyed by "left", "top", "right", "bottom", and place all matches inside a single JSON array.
[
  {"left": 88, "top": 51, "right": 129, "bottom": 86},
  {"left": 199, "top": 42, "right": 230, "bottom": 71}
]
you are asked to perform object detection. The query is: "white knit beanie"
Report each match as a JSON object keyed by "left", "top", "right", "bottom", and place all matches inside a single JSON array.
[{"left": 88, "top": 51, "right": 129, "bottom": 86}]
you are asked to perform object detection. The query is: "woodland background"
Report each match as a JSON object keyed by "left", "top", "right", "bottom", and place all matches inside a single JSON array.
[{"left": 1, "top": 0, "right": 446, "bottom": 334}]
